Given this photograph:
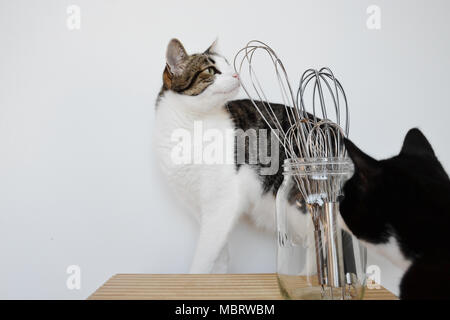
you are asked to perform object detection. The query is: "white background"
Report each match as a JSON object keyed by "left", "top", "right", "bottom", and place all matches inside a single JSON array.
[{"left": 1, "top": 0, "right": 449, "bottom": 299}]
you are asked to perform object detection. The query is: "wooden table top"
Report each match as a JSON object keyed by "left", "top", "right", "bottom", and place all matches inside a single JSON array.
[{"left": 88, "top": 273, "right": 397, "bottom": 300}]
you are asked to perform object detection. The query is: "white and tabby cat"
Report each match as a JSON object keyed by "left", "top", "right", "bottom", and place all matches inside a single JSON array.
[{"left": 154, "top": 39, "right": 309, "bottom": 273}]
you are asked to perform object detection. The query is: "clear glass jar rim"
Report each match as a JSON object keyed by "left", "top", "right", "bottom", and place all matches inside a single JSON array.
[
  {"left": 283, "top": 157, "right": 353, "bottom": 166},
  {"left": 282, "top": 157, "right": 354, "bottom": 175}
]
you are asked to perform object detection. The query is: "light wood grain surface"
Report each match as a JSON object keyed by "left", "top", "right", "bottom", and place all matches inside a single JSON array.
[{"left": 88, "top": 274, "right": 397, "bottom": 300}]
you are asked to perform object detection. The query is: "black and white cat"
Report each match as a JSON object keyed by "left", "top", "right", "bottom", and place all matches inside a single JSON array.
[
  {"left": 340, "top": 129, "right": 450, "bottom": 299},
  {"left": 154, "top": 39, "right": 309, "bottom": 273}
]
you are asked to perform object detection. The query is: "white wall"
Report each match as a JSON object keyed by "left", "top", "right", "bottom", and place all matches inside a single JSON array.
[{"left": 1, "top": 0, "right": 449, "bottom": 299}]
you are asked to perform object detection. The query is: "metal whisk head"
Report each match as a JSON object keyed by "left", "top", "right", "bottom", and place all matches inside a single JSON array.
[
  {"left": 233, "top": 40, "right": 299, "bottom": 158},
  {"left": 234, "top": 41, "right": 349, "bottom": 163},
  {"left": 294, "top": 67, "right": 349, "bottom": 160},
  {"left": 234, "top": 41, "right": 351, "bottom": 201}
]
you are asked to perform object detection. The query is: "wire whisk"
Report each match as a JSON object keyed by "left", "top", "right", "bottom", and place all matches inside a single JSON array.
[{"left": 234, "top": 40, "right": 349, "bottom": 160}]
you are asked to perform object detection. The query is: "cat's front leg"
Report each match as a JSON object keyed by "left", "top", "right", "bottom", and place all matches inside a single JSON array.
[
  {"left": 189, "top": 202, "right": 242, "bottom": 274},
  {"left": 210, "top": 244, "right": 230, "bottom": 273}
]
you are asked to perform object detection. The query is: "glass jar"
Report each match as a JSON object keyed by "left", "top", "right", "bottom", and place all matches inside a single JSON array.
[{"left": 276, "top": 157, "right": 367, "bottom": 300}]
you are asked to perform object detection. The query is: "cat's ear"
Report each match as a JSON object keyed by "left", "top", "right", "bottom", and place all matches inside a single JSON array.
[
  {"left": 400, "top": 128, "right": 435, "bottom": 157},
  {"left": 345, "top": 138, "right": 381, "bottom": 184},
  {"left": 166, "top": 38, "right": 188, "bottom": 76},
  {"left": 204, "top": 38, "right": 220, "bottom": 55}
]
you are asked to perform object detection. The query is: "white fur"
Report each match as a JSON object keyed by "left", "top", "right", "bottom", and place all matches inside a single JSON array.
[
  {"left": 361, "top": 236, "right": 412, "bottom": 272},
  {"left": 154, "top": 54, "right": 310, "bottom": 273}
]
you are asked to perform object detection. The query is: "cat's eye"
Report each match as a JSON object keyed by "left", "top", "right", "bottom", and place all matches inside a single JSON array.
[{"left": 206, "top": 67, "right": 216, "bottom": 75}]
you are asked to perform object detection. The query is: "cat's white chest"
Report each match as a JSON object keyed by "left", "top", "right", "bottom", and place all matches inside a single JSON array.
[
  {"left": 154, "top": 94, "right": 236, "bottom": 214},
  {"left": 338, "top": 215, "right": 412, "bottom": 271},
  {"left": 362, "top": 236, "right": 412, "bottom": 272}
]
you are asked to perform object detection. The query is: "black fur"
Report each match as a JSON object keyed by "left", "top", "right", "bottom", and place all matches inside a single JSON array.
[
  {"left": 340, "top": 128, "right": 450, "bottom": 299},
  {"left": 226, "top": 99, "right": 291, "bottom": 194},
  {"left": 225, "top": 99, "right": 307, "bottom": 209}
]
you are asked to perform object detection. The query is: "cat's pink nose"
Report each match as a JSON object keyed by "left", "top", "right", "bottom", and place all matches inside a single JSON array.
[{"left": 232, "top": 73, "right": 239, "bottom": 79}]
